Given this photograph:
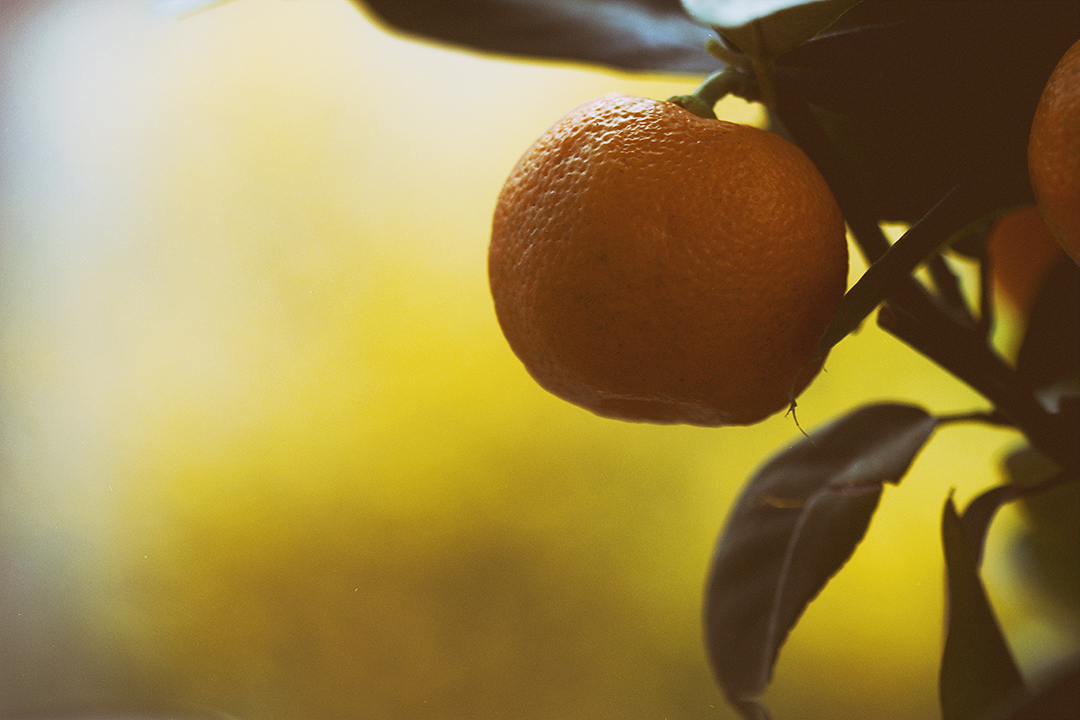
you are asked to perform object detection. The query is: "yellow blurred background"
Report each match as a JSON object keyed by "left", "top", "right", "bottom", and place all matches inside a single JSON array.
[{"left": 1, "top": 2, "right": 1073, "bottom": 719}]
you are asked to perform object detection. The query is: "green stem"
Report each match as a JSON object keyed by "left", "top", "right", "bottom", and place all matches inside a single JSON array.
[{"left": 667, "top": 68, "right": 757, "bottom": 120}]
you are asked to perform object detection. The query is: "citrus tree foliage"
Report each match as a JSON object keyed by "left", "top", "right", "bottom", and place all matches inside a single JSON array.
[
  {"left": 358, "top": 1, "right": 1080, "bottom": 719},
  {"left": 164, "top": 0, "right": 1080, "bottom": 717}
]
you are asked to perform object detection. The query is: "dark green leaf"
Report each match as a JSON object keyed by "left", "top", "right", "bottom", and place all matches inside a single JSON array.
[
  {"left": 681, "top": 0, "right": 853, "bottom": 29},
  {"left": 1014, "top": 258, "right": 1080, "bottom": 475},
  {"left": 685, "top": 0, "right": 858, "bottom": 65},
  {"left": 774, "top": 0, "right": 1079, "bottom": 222},
  {"left": 152, "top": 0, "right": 721, "bottom": 72},
  {"left": 1017, "top": 258, "right": 1080, "bottom": 407},
  {"left": 683, "top": 0, "right": 858, "bottom": 109},
  {"left": 954, "top": 450, "right": 1073, "bottom": 573},
  {"left": 940, "top": 496, "right": 1028, "bottom": 720},
  {"left": 704, "top": 403, "right": 937, "bottom": 718},
  {"left": 995, "top": 653, "right": 1080, "bottom": 720},
  {"left": 1005, "top": 446, "right": 1080, "bottom": 623},
  {"left": 941, "top": 445, "right": 1078, "bottom": 720},
  {"left": 980, "top": 653, "right": 1080, "bottom": 720},
  {"left": 356, "top": 0, "right": 721, "bottom": 73}
]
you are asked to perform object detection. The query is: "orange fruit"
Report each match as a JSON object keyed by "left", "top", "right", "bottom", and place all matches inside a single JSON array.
[
  {"left": 489, "top": 94, "right": 847, "bottom": 426},
  {"left": 987, "top": 205, "right": 1065, "bottom": 317},
  {"left": 1029, "top": 38, "right": 1080, "bottom": 265}
]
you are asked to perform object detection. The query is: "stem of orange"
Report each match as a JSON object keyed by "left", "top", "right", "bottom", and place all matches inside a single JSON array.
[{"left": 667, "top": 68, "right": 758, "bottom": 120}]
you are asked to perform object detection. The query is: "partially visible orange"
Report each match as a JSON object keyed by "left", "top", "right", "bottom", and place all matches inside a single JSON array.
[
  {"left": 987, "top": 205, "right": 1065, "bottom": 316},
  {"left": 489, "top": 94, "right": 847, "bottom": 427},
  {"left": 1029, "top": 38, "right": 1080, "bottom": 265}
]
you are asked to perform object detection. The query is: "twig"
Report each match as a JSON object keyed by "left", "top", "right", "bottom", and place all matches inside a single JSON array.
[{"left": 771, "top": 98, "right": 1077, "bottom": 471}]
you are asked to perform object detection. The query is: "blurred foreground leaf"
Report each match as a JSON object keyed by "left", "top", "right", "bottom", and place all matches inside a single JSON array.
[
  {"left": 150, "top": 0, "right": 720, "bottom": 72},
  {"left": 1017, "top": 258, "right": 1080, "bottom": 414},
  {"left": 704, "top": 403, "right": 937, "bottom": 719},
  {"left": 937, "top": 446, "right": 1076, "bottom": 720},
  {"left": 681, "top": 0, "right": 855, "bottom": 31},
  {"left": 1005, "top": 445, "right": 1080, "bottom": 627},
  {"left": 940, "top": 496, "right": 1027, "bottom": 720},
  {"left": 682, "top": 0, "right": 857, "bottom": 108},
  {"left": 682, "top": 0, "right": 857, "bottom": 63},
  {"left": 988, "top": 653, "right": 1080, "bottom": 720},
  {"left": 357, "top": 0, "right": 720, "bottom": 73}
]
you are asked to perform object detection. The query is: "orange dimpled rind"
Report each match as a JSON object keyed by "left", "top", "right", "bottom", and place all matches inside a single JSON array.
[{"left": 489, "top": 94, "right": 848, "bottom": 426}]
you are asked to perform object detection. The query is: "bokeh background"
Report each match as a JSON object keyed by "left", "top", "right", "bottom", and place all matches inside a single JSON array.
[{"left": 1, "top": 2, "right": 1075, "bottom": 719}]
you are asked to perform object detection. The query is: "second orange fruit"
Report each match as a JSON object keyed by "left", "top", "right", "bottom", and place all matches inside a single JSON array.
[
  {"left": 1029, "top": 38, "right": 1080, "bottom": 265},
  {"left": 987, "top": 205, "right": 1065, "bottom": 317},
  {"left": 489, "top": 94, "right": 848, "bottom": 426}
]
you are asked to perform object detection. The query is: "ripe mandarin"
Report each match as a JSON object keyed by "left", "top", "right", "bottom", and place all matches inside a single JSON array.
[
  {"left": 987, "top": 205, "right": 1065, "bottom": 317},
  {"left": 1029, "top": 38, "right": 1080, "bottom": 265},
  {"left": 489, "top": 94, "right": 847, "bottom": 426}
]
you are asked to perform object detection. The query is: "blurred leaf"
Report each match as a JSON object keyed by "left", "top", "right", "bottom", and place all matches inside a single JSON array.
[
  {"left": 681, "top": 0, "right": 851, "bottom": 29},
  {"left": 956, "top": 448, "right": 1073, "bottom": 573},
  {"left": 995, "top": 652, "right": 1080, "bottom": 720},
  {"left": 940, "top": 496, "right": 1028, "bottom": 720},
  {"left": 704, "top": 403, "right": 937, "bottom": 718},
  {"left": 1005, "top": 446, "right": 1080, "bottom": 622},
  {"left": 957, "top": 483, "right": 1024, "bottom": 569},
  {"left": 1015, "top": 481, "right": 1080, "bottom": 621},
  {"left": 773, "top": 0, "right": 1080, "bottom": 222},
  {"left": 355, "top": 0, "right": 721, "bottom": 73},
  {"left": 683, "top": 0, "right": 857, "bottom": 107},
  {"left": 148, "top": 0, "right": 234, "bottom": 17},
  {"left": 1013, "top": 258, "right": 1080, "bottom": 475},
  {"left": 1017, "top": 258, "right": 1080, "bottom": 410},
  {"left": 1005, "top": 445, "right": 1067, "bottom": 489},
  {"left": 682, "top": 0, "right": 857, "bottom": 59}
]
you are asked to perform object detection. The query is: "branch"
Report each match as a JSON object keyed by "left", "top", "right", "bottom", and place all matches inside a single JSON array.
[{"left": 772, "top": 99, "right": 1077, "bottom": 471}]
